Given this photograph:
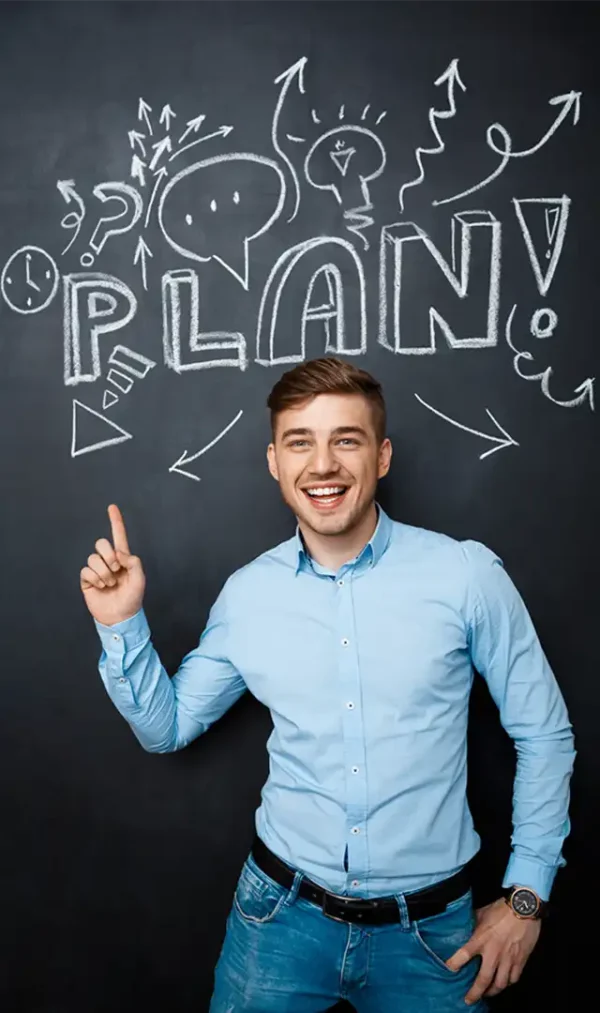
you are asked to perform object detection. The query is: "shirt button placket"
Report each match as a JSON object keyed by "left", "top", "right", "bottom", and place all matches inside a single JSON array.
[{"left": 337, "top": 568, "right": 368, "bottom": 887}]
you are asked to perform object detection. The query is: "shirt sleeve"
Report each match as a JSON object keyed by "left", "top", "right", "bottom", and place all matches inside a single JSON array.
[
  {"left": 462, "top": 540, "right": 576, "bottom": 901},
  {"left": 94, "top": 581, "right": 247, "bottom": 753}
]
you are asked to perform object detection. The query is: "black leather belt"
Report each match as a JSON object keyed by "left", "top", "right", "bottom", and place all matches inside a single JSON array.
[{"left": 251, "top": 834, "right": 471, "bottom": 926}]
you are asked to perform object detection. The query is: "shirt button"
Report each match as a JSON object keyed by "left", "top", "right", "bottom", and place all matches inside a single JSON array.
[
  {"left": 337, "top": 579, "right": 344, "bottom": 587},
  {"left": 112, "top": 634, "right": 120, "bottom": 642},
  {"left": 346, "top": 701, "right": 355, "bottom": 710},
  {"left": 119, "top": 677, "right": 126, "bottom": 684},
  {"left": 341, "top": 638, "right": 349, "bottom": 647},
  {"left": 351, "top": 827, "right": 360, "bottom": 835},
  {"left": 352, "top": 880, "right": 360, "bottom": 887},
  {"left": 351, "top": 766, "right": 359, "bottom": 774}
]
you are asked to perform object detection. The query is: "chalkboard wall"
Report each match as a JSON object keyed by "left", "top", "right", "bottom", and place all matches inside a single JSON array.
[{"left": 1, "top": 2, "right": 596, "bottom": 1010}]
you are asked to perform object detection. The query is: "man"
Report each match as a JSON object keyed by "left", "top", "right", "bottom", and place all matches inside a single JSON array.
[{"left": 81, "top": 357, "right": 575, "bottom": 1012}]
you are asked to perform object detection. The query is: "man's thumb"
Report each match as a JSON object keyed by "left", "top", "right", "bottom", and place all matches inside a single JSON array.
[{"left": 117, "top": 549, "right": 140, "bottom": 571}]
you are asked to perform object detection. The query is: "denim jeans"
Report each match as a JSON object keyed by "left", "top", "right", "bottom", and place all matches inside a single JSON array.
[{"left": 209, "top": 850, "right": 487, "bottom": 1012}]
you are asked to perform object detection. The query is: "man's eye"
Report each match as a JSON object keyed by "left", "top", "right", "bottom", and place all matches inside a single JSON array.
[
  {"left": 338, "top": 438, "right": 358, "bottom": 446},
  {"left": 289, "top": 440, "right": 308, "bottom": 447}
]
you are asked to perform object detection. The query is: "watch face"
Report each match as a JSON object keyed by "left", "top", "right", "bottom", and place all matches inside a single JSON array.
[{"left": 512, "top": 888, "right": 538, "bottom": 917}]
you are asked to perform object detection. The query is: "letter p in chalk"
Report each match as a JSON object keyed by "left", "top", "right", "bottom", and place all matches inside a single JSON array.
[{"left": 63, "top": 273, "right": 137, "bottom": 385}]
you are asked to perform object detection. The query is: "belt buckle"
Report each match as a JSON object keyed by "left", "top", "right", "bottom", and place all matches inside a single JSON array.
[{"left": 322, "top": 891, "right": 356, "bottom": 924}]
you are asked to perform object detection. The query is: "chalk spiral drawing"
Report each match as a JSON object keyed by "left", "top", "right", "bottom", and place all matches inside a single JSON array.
[{"left": 0, "top": 56, "right": 591, "bottom": 472}]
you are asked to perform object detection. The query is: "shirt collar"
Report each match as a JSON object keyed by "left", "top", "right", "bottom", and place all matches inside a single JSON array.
[{"left": 292, "top": 502, "right": 392, "bottom": 575}]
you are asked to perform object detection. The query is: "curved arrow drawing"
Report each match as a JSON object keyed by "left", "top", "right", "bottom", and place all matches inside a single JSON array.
[
  {"left": 399, "top": 58, "right": 466, "bottom": 212},
  {"left": 436, "top": 91, "right": 581, "bottom": 207},
  {"left": 57, "top": 179, "right": 86, "bottom": 255},
  {"left": 169, "top": 409, "right": 244, "bottom": 481},
  {"left": 272, "top": 56, "right": 307, "bottom": 223},
  {"left": 505, "top": 303, "right": 594, "bottom": 411},
  {"left": 414, "top": 394, "right": 517, "bottom": 459}
]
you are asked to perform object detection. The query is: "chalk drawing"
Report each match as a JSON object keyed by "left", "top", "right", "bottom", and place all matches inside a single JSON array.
[
  {"left": 513, "top": 196, "right": 571, "bottom": 297},
  {"left": 1, "top": 246, "right": 59, "bottom": 314},
  {"left": 379, "top": 211, "right": 501, "bottom": 354},
  {"left": 505, "top": 303, "right": 594, "bottom": 410},
  {"left": 414, "top": 394, "right": 518, "bottom": 459},
  {"left": 399, "top": 59, "right": 466, "bottom": 212},
  {"left": 170, "top": 409, "right": 244, "bottom": 481},
  {"left": 162, "top": 269, "right": 248, "bottom": 372}
]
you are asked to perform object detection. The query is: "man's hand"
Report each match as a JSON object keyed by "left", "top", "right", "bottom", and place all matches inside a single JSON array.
[
  {"left": 80, "top": 504, "right": 146, "bottom": 627},
  {"left": 445, "top": 897, "right": 542, "bottom": 1005}
]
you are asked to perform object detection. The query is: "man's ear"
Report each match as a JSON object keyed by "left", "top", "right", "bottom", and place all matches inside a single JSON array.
[
  {"left": 378, "top": 437, "right": 392, "bottom": 479},
  {"left": 266, "top": 443, "right": 279, "bottom": 482}
]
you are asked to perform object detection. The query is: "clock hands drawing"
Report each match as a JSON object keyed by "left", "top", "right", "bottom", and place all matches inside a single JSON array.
[{"left": 1, "top": 245, "right": 59, "bottom": 314}]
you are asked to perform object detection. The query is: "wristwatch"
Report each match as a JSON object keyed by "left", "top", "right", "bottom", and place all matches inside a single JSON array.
[{"left": 503, "top": 885, "right": 548, "bottom": 920}]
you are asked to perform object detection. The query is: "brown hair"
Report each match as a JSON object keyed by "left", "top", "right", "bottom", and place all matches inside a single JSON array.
[{"left": 267, "top": 357, "right": 387, "bottom": 443}]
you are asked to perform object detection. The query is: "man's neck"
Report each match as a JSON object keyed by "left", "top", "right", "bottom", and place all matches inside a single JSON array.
[{"left": 299, "top": 502, "right": 379, "bottom": 572}]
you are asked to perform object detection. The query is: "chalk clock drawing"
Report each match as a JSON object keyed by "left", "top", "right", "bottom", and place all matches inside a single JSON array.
[{"left": 1, "top": 246, "right": 59, "bottom": 314}]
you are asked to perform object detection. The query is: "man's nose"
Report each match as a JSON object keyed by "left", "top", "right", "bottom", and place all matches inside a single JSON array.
[{"left": 309, "top": 444, "right": 340, "bottom": 474}]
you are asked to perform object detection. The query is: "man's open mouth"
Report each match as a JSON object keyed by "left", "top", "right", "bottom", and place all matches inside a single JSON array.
[{"left": 302, "top": 485, "right": 349, "bottom": 508}]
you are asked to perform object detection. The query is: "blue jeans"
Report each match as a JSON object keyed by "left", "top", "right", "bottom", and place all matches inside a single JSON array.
[{"left": 209, "top": 850, "right": 487, "bottom": 1012}]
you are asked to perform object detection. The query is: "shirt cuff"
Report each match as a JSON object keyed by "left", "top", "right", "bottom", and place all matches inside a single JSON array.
[
  {"left": 95, "top": 608, "right": 151, "bottom": 653},
  {"left": 502, "top": 854, "right": 558, "bottom": 902}
]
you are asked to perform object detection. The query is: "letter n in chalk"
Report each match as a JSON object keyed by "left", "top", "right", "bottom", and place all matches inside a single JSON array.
[
  {"left": 255, "top": 238, "right": 366, "bottom": 365},
  {"left": 63, "top": 273, "right": 137, "bottom": 385},
  {"left": 378, "top": 212, "right": 501, "bottom": 354}
]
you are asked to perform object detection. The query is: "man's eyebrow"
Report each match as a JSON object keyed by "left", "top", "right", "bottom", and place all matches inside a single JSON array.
[{"left": 280, "top": 425, "right": 368, "bottom": 440}]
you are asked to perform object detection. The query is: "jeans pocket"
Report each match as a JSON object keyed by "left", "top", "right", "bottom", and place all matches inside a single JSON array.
[
  {"left": 233, "top": 855, "right": 289, "bottom": 925},
  {"left": 411, "top": 888, "right": 477, "bottom": 975}
]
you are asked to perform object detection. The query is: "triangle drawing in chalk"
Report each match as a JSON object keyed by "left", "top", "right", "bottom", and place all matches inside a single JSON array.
[
  {"left": 330, "top": 146, "right": 356, "bottom": 177},
  {"left": 102, "top": 389, "right": 119, "bottom": 410},
  {"left": 512, "top": 196, "right": 571, "bottom": 297},
  {"left": 71, "top": 399, "right": 133, "bottom": 458}
]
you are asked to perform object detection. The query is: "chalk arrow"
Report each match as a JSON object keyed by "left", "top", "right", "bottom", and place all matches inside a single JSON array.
[
  {"left": 138, "top": 98, "right": 153, "bottom": 135},
  {"left": 128, "top": 130, "right": 146, "bottom": 156},
  {"left": 435, "top": 89, "right": 581, "bottom": 208},
  {"left": 149, "top": 136, "right": 172, "bottom": 171},
  {"left": 414, "top": 394, "right": 518, "bottom": 460},
  {"left": 144, "top": 166, "right": 168, "bottom": 228},
  {"left": 540, "top": 371, "right": 595, "bottom": 411},
  {"left": 169, "top": 125, "right": 233, "bottom": 161},
  {"left": 159, "top": 104, "right": 176, "bottom": 132},
  {"left": 169, "top": 410, "right": 244, "bottom": 481},
  {"left": 133, "top": 235, "right": 153, "bottom": 291},
  {"left": 399, "top": 58, "right": 466, "bottom": 211},
  {"left": 492, "top": 91, "right": 582, "bottom": 159},
  {"left": 178, "top": 114, "right": 206, "bottom": 144},
  {"left": 272, "top": 56, "right": 307, "bottom": 222},
  {"left": 57, "top": 179, "right": 86, "bottom": 254},
  {"left": 57, "top": 179, "right": 81, "bottom": 204},
  {"left": 130, "top": 154, "right": 146, "bottom": 187}
]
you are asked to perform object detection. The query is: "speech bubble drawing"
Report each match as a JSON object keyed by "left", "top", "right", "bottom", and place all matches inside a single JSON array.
[{"left": 158, "top": 153, "right": 286, "bottom": 290}]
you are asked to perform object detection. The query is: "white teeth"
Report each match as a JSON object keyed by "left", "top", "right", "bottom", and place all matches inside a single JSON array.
[{"left": 306, "top": 486, "right": 346, "bottom": 497}]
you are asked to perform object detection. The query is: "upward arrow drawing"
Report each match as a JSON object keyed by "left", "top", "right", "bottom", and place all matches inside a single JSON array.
[{"left": 399, "top": 58, "right": 466, "bottom": 212}]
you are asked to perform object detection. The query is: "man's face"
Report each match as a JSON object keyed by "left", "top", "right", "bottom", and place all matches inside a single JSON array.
[{"left": 266, "top": 393, "right": 392, "bottom": 537}]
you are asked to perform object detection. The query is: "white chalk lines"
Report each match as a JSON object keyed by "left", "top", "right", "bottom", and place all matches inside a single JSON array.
[
  {"left": 0, "top": 55, "right": 592, "bottom": 470},
  {"left": 399, "top": 59, "right": 466, "bottom": 212}
]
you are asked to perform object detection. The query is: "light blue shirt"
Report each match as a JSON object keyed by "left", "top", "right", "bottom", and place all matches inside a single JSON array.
[{"left": 95, "top": 505, "right": 575, "bottom": 901}]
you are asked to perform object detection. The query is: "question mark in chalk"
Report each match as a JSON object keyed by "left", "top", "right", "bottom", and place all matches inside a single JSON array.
[{"left": 79, "top": 183, "right": 144, "bottom": 267}]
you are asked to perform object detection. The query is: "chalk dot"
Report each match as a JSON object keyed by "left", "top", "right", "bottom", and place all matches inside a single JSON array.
[
  {"left": 233, "top": 191, "right": 240, "bottom": 204},
  {"left": 5, "top": 276, "right": 12, "bottom": 285},
  {"left": 530, "top": 307, "right": 558, "bottom": 339},
  {"left": 185, "top": 213, "right": 193, "bottom": 225},
  {"left": 45, "top": 270, "right": 51, "bottom": 279},
  {"left": 210, "top": 199, "right": 217, "bottom": 212}
]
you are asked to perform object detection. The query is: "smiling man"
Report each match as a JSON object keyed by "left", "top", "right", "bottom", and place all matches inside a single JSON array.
[{"left": 82, "top": 357, "right": 575, "bottom": 1013}]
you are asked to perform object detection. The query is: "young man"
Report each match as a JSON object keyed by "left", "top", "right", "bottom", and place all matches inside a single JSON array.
[{"left": 81, "top": 357, "right": 575, "bottom": 1013}]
